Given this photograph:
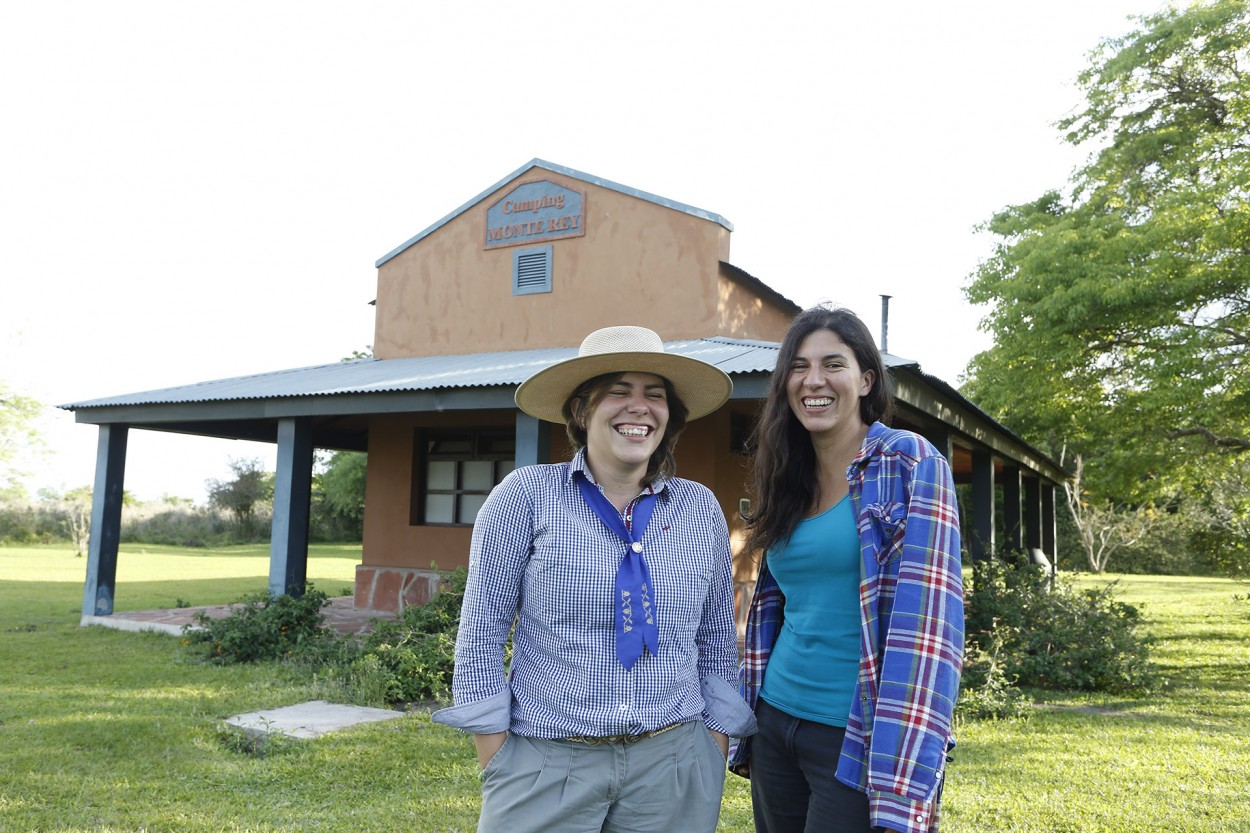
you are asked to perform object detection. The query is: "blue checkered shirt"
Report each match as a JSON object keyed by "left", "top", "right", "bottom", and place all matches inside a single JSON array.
[{"left": 432, "top": 449, "right": 756, "bottom": 740}]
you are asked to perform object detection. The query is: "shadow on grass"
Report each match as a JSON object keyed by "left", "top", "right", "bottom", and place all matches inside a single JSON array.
[
  {"left": 1010, "top": 698, "right": 1240, "bottom": 735},
  {"left": 1154, "top": 629, "right": 1248, "bottom": 643}
]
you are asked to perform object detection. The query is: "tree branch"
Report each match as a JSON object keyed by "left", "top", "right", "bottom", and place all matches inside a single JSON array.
[{"left": 1166, "top": 427, "right": 1250, "bottom": 453}]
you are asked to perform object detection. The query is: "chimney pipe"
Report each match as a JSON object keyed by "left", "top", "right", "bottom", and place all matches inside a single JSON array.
[{"left": 880, "top": 295, "right": 892, "bottom": 353}]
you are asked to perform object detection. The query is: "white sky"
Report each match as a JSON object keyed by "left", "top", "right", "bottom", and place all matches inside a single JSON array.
[{"left": 1, "top": 0, "right": 1165, "bottom": 503}]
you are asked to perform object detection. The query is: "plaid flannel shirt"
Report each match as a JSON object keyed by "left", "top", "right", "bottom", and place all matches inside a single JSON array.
[{"left": 729, "top": 422, "right": 964, "bottom": 833}]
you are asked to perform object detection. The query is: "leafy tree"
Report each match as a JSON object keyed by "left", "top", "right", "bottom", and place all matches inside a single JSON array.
[
  {"left": 0, "top": 382, "right": 44, "bottom": 501},
  {"left": 313, "top": 450, "right": 367, "bottom": 540},
  {"left": 964, "top": 0, "right": 1250, "bottom": 503},
  {"left": 301, "top": 345, "right": 373, "bottom": 542},
  {"left": 206, "top": 458, "right": 273, "bottom": 538},
  {"left": 1190, "top": 455, "right": 1250, "bottom": 579}
]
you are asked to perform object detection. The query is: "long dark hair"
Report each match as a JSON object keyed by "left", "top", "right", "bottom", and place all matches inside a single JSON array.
[
  {"left": 562, "top": 372, "right": 691, "bottom": 487},
  {"left": 744, "top": 305, "right": 894, "bottom": 557}
]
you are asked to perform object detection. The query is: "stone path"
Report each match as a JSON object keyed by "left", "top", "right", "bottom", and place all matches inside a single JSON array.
[{"left": 225, "top": 700, "right": 407, "bottom": 739}]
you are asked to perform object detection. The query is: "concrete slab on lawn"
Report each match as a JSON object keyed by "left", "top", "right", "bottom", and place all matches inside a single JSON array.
[{"left": 225, "top": 700, "right": 406, "bottom": 739}]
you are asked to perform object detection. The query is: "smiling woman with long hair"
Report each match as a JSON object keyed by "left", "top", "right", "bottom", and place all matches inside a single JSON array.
[{"left": 729, "top": 305, "right": 964, "bottom": 833}]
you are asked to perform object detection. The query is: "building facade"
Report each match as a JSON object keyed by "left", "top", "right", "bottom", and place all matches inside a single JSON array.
[{"left": 65, "top": 160, "right": 1066, "bottom": 623}]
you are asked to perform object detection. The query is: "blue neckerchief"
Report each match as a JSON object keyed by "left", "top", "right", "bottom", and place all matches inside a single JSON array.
[{"left": 575, "top": 472, "right": 659, "bottom": 670}]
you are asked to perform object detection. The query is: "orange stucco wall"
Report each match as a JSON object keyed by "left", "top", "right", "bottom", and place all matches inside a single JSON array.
[
  {"left": 716, "top": 274, "right": 794, "bottom": 343},
  {"left": 373, "top": 171, "right": 734, "bottom": 358}
]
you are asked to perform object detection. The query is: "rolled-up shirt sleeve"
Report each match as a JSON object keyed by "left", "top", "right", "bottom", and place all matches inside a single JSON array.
[{"left": 431, "top": 471, "right": 533, "bottom": 734}]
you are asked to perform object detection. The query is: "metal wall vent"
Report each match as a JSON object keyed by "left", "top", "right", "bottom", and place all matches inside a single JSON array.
[{"left": 513, "top": 245, "right": 553, "bottom": 295}]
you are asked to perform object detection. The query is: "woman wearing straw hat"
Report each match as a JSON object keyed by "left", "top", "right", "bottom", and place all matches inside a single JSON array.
[{"left": 433, "top": 325, "right": 757, "bottom": 833}]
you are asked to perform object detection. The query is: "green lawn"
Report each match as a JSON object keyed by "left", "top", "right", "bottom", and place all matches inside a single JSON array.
[
  {"left": 945, "top": 574, "right": 1250, "bottom": 832},
  {"left": 1, "top": 545, "right": 1248, "bottom": 832}
]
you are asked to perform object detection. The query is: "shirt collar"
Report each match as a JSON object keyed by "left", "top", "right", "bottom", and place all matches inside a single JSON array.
[
  {"left": 850, "top": 421, "right": 889, "bottom": 469},
  {"left": 569, "top": 447, "right": 667, "bottom": 498}
]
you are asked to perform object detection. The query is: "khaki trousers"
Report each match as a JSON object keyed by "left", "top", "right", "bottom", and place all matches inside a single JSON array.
[{"left": 476, "top": 721, "right": 727, "bottom": 833}]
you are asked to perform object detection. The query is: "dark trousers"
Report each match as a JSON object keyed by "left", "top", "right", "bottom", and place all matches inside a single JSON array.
[{"left": 750, "top": 698, "right": 875, "bottom": 833}]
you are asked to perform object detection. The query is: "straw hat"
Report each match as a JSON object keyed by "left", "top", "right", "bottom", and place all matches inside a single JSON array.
[{"left": 514, "top": 326, "right": 732, "bottom": 424}]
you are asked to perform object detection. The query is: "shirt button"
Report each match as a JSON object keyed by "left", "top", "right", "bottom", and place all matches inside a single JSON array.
[{"left": 619, "top": 705, "right": 629, "bottom": 712}]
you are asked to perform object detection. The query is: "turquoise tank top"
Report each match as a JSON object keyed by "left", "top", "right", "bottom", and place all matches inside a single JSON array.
[{"left": 758, "top": 494, "right": 861, "bottom": 727}]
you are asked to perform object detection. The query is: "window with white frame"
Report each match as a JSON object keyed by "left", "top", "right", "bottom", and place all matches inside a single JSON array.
[{"left": 414, "top": 428, "right": 516, "bottom": 526}]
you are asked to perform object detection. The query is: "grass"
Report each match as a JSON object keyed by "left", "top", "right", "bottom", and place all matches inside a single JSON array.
[
  {"left": 4, "top": 542, "right": 359, "bottom": 616},
  {"left": 943, "top": 574, "right": 1250, "bottom": 832},
  {"left": 1, "top": 545, "right": 1248, "bottom": 831}
]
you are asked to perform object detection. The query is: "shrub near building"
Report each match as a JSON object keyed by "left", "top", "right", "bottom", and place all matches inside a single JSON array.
[
  {"left": 964, "top": 558, "right": 1155, "bottom": 696},
  {"left": 180, "top": 569, "right": 470, "bottom": 707}
]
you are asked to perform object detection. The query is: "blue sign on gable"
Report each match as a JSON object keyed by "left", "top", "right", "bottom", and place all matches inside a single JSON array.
[{"left": 485, "top": 180, "right": 585, "bottom": 249}]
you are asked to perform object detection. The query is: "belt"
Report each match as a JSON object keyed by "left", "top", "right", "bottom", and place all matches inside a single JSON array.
[{"left": 563, "top": 721, "right": 687, "bottom": 746}]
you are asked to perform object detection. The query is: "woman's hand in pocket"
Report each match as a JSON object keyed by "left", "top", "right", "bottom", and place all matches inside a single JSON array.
[{"left": 473, "top": 732, "right": 508, "bottom": 770}]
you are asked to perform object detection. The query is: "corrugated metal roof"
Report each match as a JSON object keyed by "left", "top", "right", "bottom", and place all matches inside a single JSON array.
[{"left": 60, "top": 337, "right": 919, "bottom": 410}]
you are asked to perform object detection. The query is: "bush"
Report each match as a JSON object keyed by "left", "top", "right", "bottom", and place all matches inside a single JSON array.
[
  {"left": 184, "top": 584, "right": 334, "bottom": 664},
  {"left": 180, "top": 567, "right": 473, "bottom": 708},
  {"left": 1192, "top": 522, "right": 1250, "bottom": 583},
  {"left": 965, "top": 557, "right": 1155, "bottom": 693},
  {"left": 349, "top": 632, "right": 459, "bottom": 705},
  {"left": 1111, "top": 507, "right": 1211, "bottom": 576},
  {"left": 0, "top": 496, "right": 283, "bottom": 548},
  {"left": 957, "top": 635, "right": 1032, "bottom": 722},
  {"left": 356, "top": 567, "right": 469, "bottom": 704},
  {"left": 121, "top": 504, "right": 236, "bottom": 547},
  {"left": 0, "top": 501, "right": 67, "bottom": 543}
]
